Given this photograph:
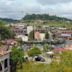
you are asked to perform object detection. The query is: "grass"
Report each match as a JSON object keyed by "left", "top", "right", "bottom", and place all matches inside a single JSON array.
[
  {"left": 17, "top": 61, "right": 72, "bottom": 72},
  {"left": 23, "top": 20, "right": 72, "bottom": 28},
  {"left": 17, "top": 62, "right": 52, "bottom": 72}
]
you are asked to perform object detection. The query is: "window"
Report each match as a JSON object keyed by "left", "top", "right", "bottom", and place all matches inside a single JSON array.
[
  {"left": 4, "top": 59, "right": 8, "bottom": 68},
  {"left": 0, "top": 63, "right": 2, "bottom": 71}
]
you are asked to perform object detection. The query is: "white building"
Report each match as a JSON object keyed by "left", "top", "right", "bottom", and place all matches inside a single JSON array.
[
  {"left": 27, "top": 26, "right": 33, "bottom": 34},
  {"left": 16, "top": 35, "right": 28, "bottom": 41},
  {"left": 0, "top": 51, "right": 10, "bottom": 72},
  {"left": 40, "top": 33, "right": 45, "bottom": 41}
]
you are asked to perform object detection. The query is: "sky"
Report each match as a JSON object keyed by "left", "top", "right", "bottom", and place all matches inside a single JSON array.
[{"left": 0, "top": 0, "right": 72, "bottom": 20}]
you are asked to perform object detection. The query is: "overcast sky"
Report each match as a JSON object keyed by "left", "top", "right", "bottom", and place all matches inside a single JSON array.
[{"left": 0, "top": 0, "right": 72, "bottom": 19}]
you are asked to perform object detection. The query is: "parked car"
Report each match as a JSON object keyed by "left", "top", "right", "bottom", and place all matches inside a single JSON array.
[{"left": 35, "top": 56, "right": 45, "bottom": 62}]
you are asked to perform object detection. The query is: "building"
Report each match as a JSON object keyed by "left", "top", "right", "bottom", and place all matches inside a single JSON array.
[
  {"left": 59, "top": 29, "right": 72, "bottom": 40},
  {"left": 10, "top": 24, "right": 27, "bottom": 35},
  {"left": 16, "top": 35, "right": 28, "bottom": 42},
  {"left": 0, "top": 51, "right": 10, "bottom": 72},
  {"left": 52, "top": 28, "right": 72, "bottom": 40},
  {"left": 34, "top": 27, "right": 48, "bottom": 33},
  {"left": 34, "top": 31, "right": 45, "bottom": 41},
  {"left": 27, "top": 26, "right": 33, "bottom": 34},
  {"left": 40, "top": 33, "right": 45, "bottom": 41},
  {"left": 34, "top": 32, "right": 40, "bottom": 40}
]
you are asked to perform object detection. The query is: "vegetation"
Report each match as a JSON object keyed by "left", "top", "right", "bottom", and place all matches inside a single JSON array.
[
  {"left": 23, "top": 14, "right": 71, "bottom": 21},
  {"left": 28, "top": 45, "right": 41, "bottom": 57},
  {"left": 45, "top": 32, "right": 49, "bottom": 39},
  {"left": 43, "top": 44, "right": 52, "bottom": 52},
  {"left": 0, "top": 18, "right": 18, "bottom": 23},
  {"left": 0, "top": 21, "right": 15, "bottom": 40},
  {"left": 10, "top": 46, "right": 24, "bottom": 72},
  {"left": 60, "top": 51, "right": 72, "bottom": 67},
  {"left": 28, "top": 31, "right": 34, "bottom": 41},
  {"left": 22, "top": 14, "right": 72, "bottom": 28},
  {"left": 17, "top": 51, "right": 72, "bottom": 72}
]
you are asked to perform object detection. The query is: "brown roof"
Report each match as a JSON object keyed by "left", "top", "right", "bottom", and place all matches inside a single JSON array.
[
  {"left": 2, "top": 39, "right": 17, "bottom": 45},
  {"left": 0, "top": 50, "right": 9, "bottom": 57}
]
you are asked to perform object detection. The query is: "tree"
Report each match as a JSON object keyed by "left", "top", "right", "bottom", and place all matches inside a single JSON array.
[
  {"left": 45, "top": 32, "right": 49, "bottom": 39},
  {"left": 0, "top": 21, "right": 15, "bottom": 40},
  {"left": 17, "top": 38, "right": 23, "bottom": 50},
  {"left": 23, "top": 14, "right": 71, "bottom": 21},
  {"left": 10, "top": 46, "right": 24, "bottom": 70},
  {"left": 28, "top": 31, "right": 34, "bottom": 41},
  {"left": 52, "top": 33, "right": 56, "bottom": 39},
  {"left": 28, "top": 45, "right": 41, "bottom": 57},
  {"left": 43, "top": 44, "right": 52, "bottom": 52}
]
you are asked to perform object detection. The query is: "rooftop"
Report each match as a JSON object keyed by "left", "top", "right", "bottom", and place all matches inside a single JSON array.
[
  {"left": 0, "top": 50, "right": 9, "bottom": 57},
  {"left": 1, "top": 39, "right": 17, "bottom": 45}
]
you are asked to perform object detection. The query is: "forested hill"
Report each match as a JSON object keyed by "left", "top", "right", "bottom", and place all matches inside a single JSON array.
[
  {"left": 0, "top": 18, "right": 18, "bottom": 23},
  {"left": 23, "top": 14, "right": 72, "bottom": 21}
]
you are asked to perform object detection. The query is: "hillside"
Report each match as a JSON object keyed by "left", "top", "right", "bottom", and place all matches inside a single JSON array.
[
  {"left": 0, "top": 18, "right": 18, "bottom": 23},
  {"left": 22, "top": 14, "right": 72, "bottom": 21}
]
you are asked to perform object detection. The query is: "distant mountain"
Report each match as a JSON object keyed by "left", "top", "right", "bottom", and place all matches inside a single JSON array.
[
  {"left": 22, "top": 14, "right": 72, "bottom": 21},
  {"left": 0, "top": 18, "right": 18, "bottom": 23}
]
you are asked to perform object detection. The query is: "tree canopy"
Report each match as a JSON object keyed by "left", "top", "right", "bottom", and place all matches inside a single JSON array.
[
  {"left": 28, "top": 45, "right": 41, "bottom": 57},
  {"left": 45, "top": 32, "right": 49, "bottom": 39},
  {"left": 23, "top": 14, "right": 71, "bottom": 21},
  {"left": 10, "top": 46, "right": 24, "bottom": 69},
  {"left": 43, "top": 44, "right": 52, "bottom": 52},
  {"left": 28, "top": 31, "right": 34, "bottom": 41},
  {"left": 0, "top": 21, "right": 15, "bottom": 40}
]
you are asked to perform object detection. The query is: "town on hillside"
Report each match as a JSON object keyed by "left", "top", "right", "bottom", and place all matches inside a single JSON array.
[{"left": 0, "top": 17, "right": 72, "bottom": 72}]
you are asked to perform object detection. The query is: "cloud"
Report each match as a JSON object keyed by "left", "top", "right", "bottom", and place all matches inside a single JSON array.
[
  {"left": 0, "top": 0, "right": 15, "bottom": 5},
  {"left": 36, "top": 0, "right": 72, "bottom": 5},
  {"left": 0, "top": 0, "right": 72, "bottom": 19}
]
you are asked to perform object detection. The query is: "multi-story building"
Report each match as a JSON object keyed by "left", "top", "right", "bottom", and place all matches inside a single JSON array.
[
  {"left": 0, "top": 50, "right": 10, "bottom": 72},
  {"left": 55, "top": 29, "right": 72, "bottom": 40},
  {"left": 10, "top": 24, "right": 27, "bottom": 35}
]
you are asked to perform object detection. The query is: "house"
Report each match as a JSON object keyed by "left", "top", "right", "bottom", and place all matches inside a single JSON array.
[
  {"left": 34, "top": 31, "right": 45, "bottom": 41},
  {"left": 34, "top": 32, "right": 40, "bottom": 40},
  {"left": 16, "top": 35, "right": 28, "bottom": 42},
  {"left": 1, "top": 39, "right": 17, "bottom": 50},
  {"left": 0, "top": 50, "right": 10, "bottom": 72},
  {"left": 40, "top": 33, "right": 45, "bottom": 41}
]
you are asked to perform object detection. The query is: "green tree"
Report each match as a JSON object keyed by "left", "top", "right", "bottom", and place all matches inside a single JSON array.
[
  {"left": 28, "top": 45, "right": 41, "bottom": 57},
  {"left": 10, "top": 46, "right": 24, "bottom": 69},
  {"left": 28, "top": 31, "right": 34, "bottom": 41},
  {"left": 45, "top": 32, "right": 49, "bottom": 39},
  {"left": 17, "top": 38, "right": 23, "bottom": 49},
  {"left": 43, "top": 44, "right": 52, "bottom": 52},
  {"left": 0, "top": 21, "right": 15, "bottom": 40},
  {"left": 52, "top": 33, "right": 56, "bottom": 39}
]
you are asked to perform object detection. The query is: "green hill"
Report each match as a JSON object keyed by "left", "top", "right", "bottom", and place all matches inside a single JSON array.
[
  {"left": 22, "top": 14, "right": 72, "bottom": 21},
  {"left": 0, "top": 18, "right": 18, "bottom": 23}
]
